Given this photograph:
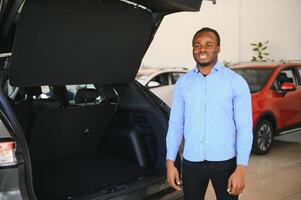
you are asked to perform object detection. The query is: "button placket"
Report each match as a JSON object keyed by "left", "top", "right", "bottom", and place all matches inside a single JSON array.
[
  {"left": 203, "top": 78, "right": 207, "bottom": 157},
  {"left": 199, "top": 77, "right": 206, "bottom": 160}
]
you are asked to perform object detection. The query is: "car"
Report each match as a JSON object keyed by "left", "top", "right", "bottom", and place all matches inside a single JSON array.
[
  {"left": 230, "top": 61, "right": 301, "bottom": 155},
  {"left": 0, "top": 0, "right": 203, "bottom": 199},
  {"left": 136, "top": 67, "right": 188, "bottom": 106}
]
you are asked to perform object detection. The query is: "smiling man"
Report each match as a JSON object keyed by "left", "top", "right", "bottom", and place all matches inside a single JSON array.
[{"left": 166, "top": 27, "right": 253, "bottom": 200}]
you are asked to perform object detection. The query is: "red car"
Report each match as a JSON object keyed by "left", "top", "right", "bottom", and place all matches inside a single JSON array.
[{"left": 230, "top": 61, "right": 301, "bottom": 154}]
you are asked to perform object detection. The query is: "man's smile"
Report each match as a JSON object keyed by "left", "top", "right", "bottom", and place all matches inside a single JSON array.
[{"left": 198, "top": 54, "right": 208, "bottom": 60}]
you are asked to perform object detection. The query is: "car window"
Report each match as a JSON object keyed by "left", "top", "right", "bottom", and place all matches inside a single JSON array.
[
  {"left": 2, "top": 80, "right": 54, "bottom": 100},
  {"left": 66, "top": 84, "right": 98, "bottom": 104},
  {"left": 272, "top": 68, "right": 298, "bottom": 90},
  {"left": 40, "top": 86, "right": 53, "bottom": 99},
  {"left": 171, "top": 72, "right": 185, "bottom": 84},
  {"left": 232, "top": 68, "right": 273, "bottom": 93},
  {"left": 149, "top": 73, "right": 169, "bottom": 87},
  {"left": 278, "top": 69, "right": 297, "bottom": 84}
]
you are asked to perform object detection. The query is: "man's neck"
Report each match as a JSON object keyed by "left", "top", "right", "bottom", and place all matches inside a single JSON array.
[{"left": 197, "top": 62, "right": 217, "bottom": 76}]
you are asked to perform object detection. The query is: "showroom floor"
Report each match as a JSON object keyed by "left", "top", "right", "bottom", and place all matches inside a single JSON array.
[{"left": 203, "top": 130, "right": 301, "bottom": 200}]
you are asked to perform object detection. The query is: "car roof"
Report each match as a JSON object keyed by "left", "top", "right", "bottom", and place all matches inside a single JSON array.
[
  {"left": 230, "top": 62, "right": 281, "bottom": 69},
  {"left": 230, "top": 61, "right": 301, "bottom": 69}
]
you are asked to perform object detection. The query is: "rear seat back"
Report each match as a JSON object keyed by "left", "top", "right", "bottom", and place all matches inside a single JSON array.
[
  {"left": 26, "top": 87, "right": 117, "bottom": 162},
  {"left": 12, "top": 87, "right": 43, "bottom": 137}
]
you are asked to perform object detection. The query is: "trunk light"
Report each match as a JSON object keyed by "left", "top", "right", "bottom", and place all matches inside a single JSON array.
[{"left": 0, "top": 141, "right": 16, "bottom": 167}]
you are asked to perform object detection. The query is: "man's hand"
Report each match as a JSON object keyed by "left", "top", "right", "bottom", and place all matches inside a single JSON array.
[
  {"left": 166, "top": 160, "right": 181, "bottom": 191},
  {"left": 227, "top": 165, "right": 247, "bottom": 196}
]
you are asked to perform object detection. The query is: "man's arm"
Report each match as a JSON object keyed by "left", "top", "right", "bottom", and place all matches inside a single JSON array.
[
  {"left": 228, "top": 76, "right": 253, "bottom": 195},
  {"left": 233, "top": 76, "right": 253, "bottom": 166},
  {"left": 166, "top": 80, "right": 185, "bottom": 190}
]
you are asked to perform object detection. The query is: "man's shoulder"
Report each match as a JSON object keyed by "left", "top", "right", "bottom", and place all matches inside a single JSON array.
[
  {"left": 223, "top": 67, "right": 247, "bottom": 83},
  {"left": 176, "top": 69, "right": 195, "bottom": 84},
  {"left": 223, "top": 67, "right": 250, "bottom": 93}
]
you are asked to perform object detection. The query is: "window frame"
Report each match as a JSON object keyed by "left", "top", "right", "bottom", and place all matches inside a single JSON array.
[{"left": 272, "top": 67, "right": 300, "bottom": 91}]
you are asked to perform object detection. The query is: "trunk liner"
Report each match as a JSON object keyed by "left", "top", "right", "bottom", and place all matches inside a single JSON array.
[{"left": 32, "top": 152, "right": 153, "bottom": 200}]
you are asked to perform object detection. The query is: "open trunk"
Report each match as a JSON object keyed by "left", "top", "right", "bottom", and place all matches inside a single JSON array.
[
  {"left": 1, "top": 0, "right": 203, "bottom": 199},
  {"left": 9, "top": 82, "right": 168, "bottom": 200}
]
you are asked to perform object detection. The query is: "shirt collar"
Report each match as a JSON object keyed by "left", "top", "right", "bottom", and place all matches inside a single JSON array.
[{"left": 194, "top": 61, "right": 223, "bottom": 74}]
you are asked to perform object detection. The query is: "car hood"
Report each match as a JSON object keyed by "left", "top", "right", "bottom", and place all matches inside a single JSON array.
[{"left": 8, "top": 0, "right": 203, "bottom": 87}]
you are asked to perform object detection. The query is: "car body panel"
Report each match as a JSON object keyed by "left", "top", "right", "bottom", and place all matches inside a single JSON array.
[
  {"left": 231, "top": 61, "right": 301, "bottom": 134},
  {"left": 136, "top": 67, "right": 187, "bottom": 106}
]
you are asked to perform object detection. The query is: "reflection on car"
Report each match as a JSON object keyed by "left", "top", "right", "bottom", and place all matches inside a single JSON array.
[
  {"left": 136, "top": 67, "right": 188, "bottom": 106},
  {"left": 230, "top": 61, "right": 301, "bottom": 155}
]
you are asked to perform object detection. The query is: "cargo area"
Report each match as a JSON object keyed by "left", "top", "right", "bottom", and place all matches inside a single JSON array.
[{"left": 9, "top": 83, "right": 168, "bottom": 200}]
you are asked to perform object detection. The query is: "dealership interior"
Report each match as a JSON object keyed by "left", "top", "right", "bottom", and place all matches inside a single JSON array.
[{"left": 201, "top": 131, "right": 301, "bottom": 200}]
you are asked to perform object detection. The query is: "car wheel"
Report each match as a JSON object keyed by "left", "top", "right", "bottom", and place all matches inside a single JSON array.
[{"left": 252, "top": 119, "right": 274, "bottom": 155}]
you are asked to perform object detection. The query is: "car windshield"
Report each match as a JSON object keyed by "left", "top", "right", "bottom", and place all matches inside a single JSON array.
[{"left": 232, "top": 68, "right": 274, "bottom": 93}]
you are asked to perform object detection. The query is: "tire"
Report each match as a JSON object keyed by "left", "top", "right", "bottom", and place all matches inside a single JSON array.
[{"left": 252, "top": 119, "right": 274, "bottom": 155}]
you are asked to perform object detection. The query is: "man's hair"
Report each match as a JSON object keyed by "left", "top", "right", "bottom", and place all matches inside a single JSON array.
[{"left": 192, "top": 27, "right": 220, "bottom": 46}]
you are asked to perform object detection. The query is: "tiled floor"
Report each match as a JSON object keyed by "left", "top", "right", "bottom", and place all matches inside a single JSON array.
[{"left": 203, "top": 131, "right": 301, "bottom": 200}]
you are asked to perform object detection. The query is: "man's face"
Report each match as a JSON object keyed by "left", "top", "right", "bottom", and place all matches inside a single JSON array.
[{"left": 192, "top": 31, "right": 220, "bottom": 67}]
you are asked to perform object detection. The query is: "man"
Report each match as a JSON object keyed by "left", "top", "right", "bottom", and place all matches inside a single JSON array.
[{"left": 166, "top": 27, "right": 253, "bottom": 200}]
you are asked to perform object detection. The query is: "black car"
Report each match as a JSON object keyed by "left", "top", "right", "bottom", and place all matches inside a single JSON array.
[{"left": 0, "top": 0, "right": 203, "bottom": 199}]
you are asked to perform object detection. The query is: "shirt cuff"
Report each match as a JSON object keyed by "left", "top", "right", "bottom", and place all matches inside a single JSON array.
[
  {"left": 166, "top": 150, "right": 177, "bottom": 161},
  {"left": 236, "top": 155, "right": 250, "bottom": 166}
]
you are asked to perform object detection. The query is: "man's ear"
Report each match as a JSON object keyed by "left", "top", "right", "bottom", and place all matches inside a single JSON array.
[{"left": 217, "top": 46, "right": 221, "bottom": 53}]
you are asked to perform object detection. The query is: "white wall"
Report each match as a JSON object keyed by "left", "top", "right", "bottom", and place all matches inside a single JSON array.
[
  {"left": 142, "top": 0, "right": 301, "bottom": 68},
  {"left": 240, "top": 0, "right": 301, "bottom": 62}
]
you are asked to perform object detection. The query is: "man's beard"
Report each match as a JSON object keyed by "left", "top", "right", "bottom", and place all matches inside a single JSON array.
[
  {"left": 197, "top": 59, "right": 217, "bottom": 67},
  {"left": 198, "top": 61, "right": 212, "bottom": 67}
]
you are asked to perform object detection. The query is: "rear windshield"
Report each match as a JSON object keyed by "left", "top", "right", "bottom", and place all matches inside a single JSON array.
[{"left": 232, "top": 68, "right": 274, "bottom": 93}]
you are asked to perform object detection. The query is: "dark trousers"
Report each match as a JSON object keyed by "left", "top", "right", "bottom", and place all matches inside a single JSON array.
[{"left": 182, "top": 157, "right": 238, "bottom": 200}]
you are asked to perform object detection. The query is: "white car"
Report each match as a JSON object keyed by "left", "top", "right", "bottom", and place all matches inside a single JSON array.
[{"left": 136, "top": 67, "right": 188, "bottom": 106}]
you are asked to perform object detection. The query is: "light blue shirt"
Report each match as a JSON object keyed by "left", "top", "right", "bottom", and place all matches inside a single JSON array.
[{"left": 166, "top": 62, "right": 253, "bottom": 166}]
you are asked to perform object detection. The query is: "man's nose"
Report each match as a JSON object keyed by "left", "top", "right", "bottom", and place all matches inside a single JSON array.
[{"left": 199, "top": 46, "right": 207, "bottom": 52}]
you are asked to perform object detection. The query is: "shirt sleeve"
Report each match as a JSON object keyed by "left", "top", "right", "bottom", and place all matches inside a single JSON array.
[
  {"left": 166, "top": 80, "right": 185, "bottom": 161},
  {"left": 233, "top": 76, "right": 253, "bottom": 166}
]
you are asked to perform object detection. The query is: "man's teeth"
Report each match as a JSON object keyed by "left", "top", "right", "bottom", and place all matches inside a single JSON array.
[{"left": 199, "top": 55, "right": 207, "bottom": 59}]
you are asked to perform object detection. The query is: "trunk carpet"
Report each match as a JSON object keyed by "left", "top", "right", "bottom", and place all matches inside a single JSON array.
[{"left": 32, "top": 152, "right": 153, "bottom": 200}]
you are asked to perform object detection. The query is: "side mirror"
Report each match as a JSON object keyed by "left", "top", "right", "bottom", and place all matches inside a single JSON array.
[
  {"left": 147, "top": 81, "right": 160, "bottom": 88},
  {"left": 280, "top": 82, "right": 296, "bottom": 91},
  {"left": 279, "top": 82, "right": 296, "bottom": 96}
]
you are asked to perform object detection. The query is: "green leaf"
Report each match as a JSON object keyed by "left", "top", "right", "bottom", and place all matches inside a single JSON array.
[
  {"left": 262, "top": 46, "right": 267, "bottom": 51},
  {"left": 251, "top": 57, "right": 257, "bottom": 61},
  {"left": 259, "top": 55, "right": 263, "bottom": 59},
  {"left": 258, "top": 42, "right": 262, "bottom": 47},
  {"left": 252, "top": 48, "right": 259, "bottom": 51},
  {"left": 251, "top": 43, "right": 257, "bottom": 46},
  {"left": 264, "top": 40, "right": 269, "bottom": 44},
  {"left": 264, "top": 53, "right": 269, "bottom": 55}
]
